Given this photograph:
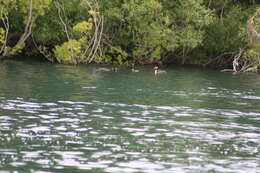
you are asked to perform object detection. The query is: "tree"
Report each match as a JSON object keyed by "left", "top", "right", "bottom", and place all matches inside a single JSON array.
[
  {"left": 101, "top": 0, "right": 213, "bottom": 65},
  {"left": 0, "top": 0, "right": 52, "bottom": 58},
  {"left": 33, "top": 0, "right": 104, "bottom": 64}
]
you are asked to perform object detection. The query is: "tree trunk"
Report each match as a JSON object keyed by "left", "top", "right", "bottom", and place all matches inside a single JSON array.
[{"left": 247, "top": 16, "right": 260, "bottom": 44}]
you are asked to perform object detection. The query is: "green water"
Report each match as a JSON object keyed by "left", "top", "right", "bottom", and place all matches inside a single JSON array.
[{"left": 0, "top": 60, "right": 260, "bottom": 173}]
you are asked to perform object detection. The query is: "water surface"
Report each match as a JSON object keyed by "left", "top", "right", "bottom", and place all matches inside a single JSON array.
[{"left": 0, "top": 60, "right": 260, "bottom": 172}]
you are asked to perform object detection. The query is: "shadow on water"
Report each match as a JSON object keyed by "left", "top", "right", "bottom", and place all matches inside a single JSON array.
[{"left": 0, "top": 60, "right": 260, "bottom": 172}]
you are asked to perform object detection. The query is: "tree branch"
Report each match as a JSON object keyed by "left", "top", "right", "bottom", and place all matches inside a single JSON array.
[{"left": 54, "top": 1, "right": 70, "bottom": 41}]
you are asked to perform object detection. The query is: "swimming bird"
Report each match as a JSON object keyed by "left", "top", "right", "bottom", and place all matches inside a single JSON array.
[
  {"left": 96, "top": 67, "right": 118, "bottom": 72},
  {"left": 154, "top": 66, "right": 167, "bottom": 75},
  {"left": 96, "top": 67, "right": 111, "bottom": 72},
  {"left": 111, "top": 67, "right": 119, "bottom": 72},
  {"left": 131, "top": 68, "right": 139, "bottom": 72}
]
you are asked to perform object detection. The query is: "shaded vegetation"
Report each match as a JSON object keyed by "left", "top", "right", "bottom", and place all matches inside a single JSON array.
[{"left": 0, "top": 0, "right": 260, "bottom": 71}]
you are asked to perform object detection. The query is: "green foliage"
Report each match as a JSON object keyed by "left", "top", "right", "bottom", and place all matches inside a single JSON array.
[
  {"left": 192, "top": 3, "right": 257, "bottom": 67},
  {"left": 54, "top": 39, "right": 82, "bottom": 64},
  {"left": 204, "top": 6, "right": 249, "bottom": 51},
  {"left": 106, "top": 46, "right": 128, "bottom": 65},
  {"left": 1, "top": 0, "right": 260, "bottom": 70},
  {"left": 0, "top": 0, "right": 17, "bottom": 11},
  {"left": 241, "top": 8, "right": 260, "bottom": 69},
  {"left": 33, "top": 1, "right": 67, "bottom": 44},
  {"left": 0, "top": 0, "right": 52, "bottom": 57},
  {"left": 19, "top": 0, "right": 52, "bottom": 16},
  {"left": 0, "top": 28, "right": 5, "bottom": 44},
  {"left": 252, "top": 8, "right": 260, "bottom": 35},
  {"left": 5, "top": 43, "right": 25, "bottom": 55},
  {"left": 53, "top": 18, "right": 95, "bottom": 64},
  {"left": 103, "top": 0, "right": 172, "bottom": 63},
  {"left": 244, "top": 48, "right": 260, "bottom": 61},
  {"left": 73, "top": 21, "right": 93, "bottom": 35},
  {"left": 102, "top": 0, "right": 214, "bottom": 64}
]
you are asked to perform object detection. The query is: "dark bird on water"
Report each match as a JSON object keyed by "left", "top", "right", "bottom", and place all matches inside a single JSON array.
[{"left": 154, "top": 66, "right": 167, "bottom": 75}]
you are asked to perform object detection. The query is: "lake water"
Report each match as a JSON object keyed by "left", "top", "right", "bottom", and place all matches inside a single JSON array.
[{"left": 0, "top": 60, "right": 260, "bottom": 173}]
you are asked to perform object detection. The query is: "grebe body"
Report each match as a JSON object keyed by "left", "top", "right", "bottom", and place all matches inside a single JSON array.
[{"left": 154, "top": 66, "right": 167, "bottom": 75}]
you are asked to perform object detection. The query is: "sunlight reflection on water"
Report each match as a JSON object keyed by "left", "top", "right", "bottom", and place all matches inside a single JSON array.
[
  {"left": 0, "top": 97, "right": 260, "bottom": 172},
  {"left": 0, "top": 63, "right": 260, "bottom": 172}
]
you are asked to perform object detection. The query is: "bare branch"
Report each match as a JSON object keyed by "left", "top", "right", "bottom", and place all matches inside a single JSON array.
[
  {"left": 247, "top": 16, "right": 260, "bottom": 44},
  {"left": 32, "top": 34, "right": 54, "bottom": 62},
  {"left": 54, "top": 1, "right": 70, "bottom": 41},
  {"left": 15, "top": 0, "right": 34, "bottom": 47},
  {"left": 0, "top": 10, "right": 9, "bottom": 55}
]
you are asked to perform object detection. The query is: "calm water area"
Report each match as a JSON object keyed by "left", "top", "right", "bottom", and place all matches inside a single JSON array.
[{"left": 0, "top": 59, "right": 260, "bottom": 173}]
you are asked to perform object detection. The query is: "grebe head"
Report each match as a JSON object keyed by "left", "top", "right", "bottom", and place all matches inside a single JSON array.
[{"left": 154, "top": 66, "right": 167, "bottom": 75}]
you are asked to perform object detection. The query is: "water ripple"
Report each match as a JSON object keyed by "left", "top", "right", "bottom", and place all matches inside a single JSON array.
[{"left": 0, "top": 98, "right": 260, "bottom": 172}]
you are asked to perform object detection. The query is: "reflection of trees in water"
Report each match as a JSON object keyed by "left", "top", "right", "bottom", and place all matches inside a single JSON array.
[
  {"left": 51, "top": 64, "right": 105, "bottom": 101},
  {"left": 0, "top": 61, "right": 259, "bottom": 110},
  {"left": 167, "top": 67, "right": 260, "bottom": 110},
  {"left": 0, "top": 60, "right": 34, "bottom": 98},
  {"left": 0, "top": 61, "right": 102, "bottom": 101}
]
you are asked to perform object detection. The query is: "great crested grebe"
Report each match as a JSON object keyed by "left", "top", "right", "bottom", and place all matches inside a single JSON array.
[
  {"left": 154, "top": 66, "right": 167, "bottom": 75},
  {"left": 131, "top": 68, "right": 139, "bottom": 72},
  {"left": 111, "top": 67, "right": 119, "bottom": 72},
  {"left": 96, "top": 67, "right": 111, "bottom": 72},
  {"left": 96, "top": 67, "right": 118, "bottom": 72}
]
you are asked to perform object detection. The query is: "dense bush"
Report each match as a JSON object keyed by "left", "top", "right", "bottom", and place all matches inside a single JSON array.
[{"left": 0, "top": 0, "right": 260, "bottom": 71}]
